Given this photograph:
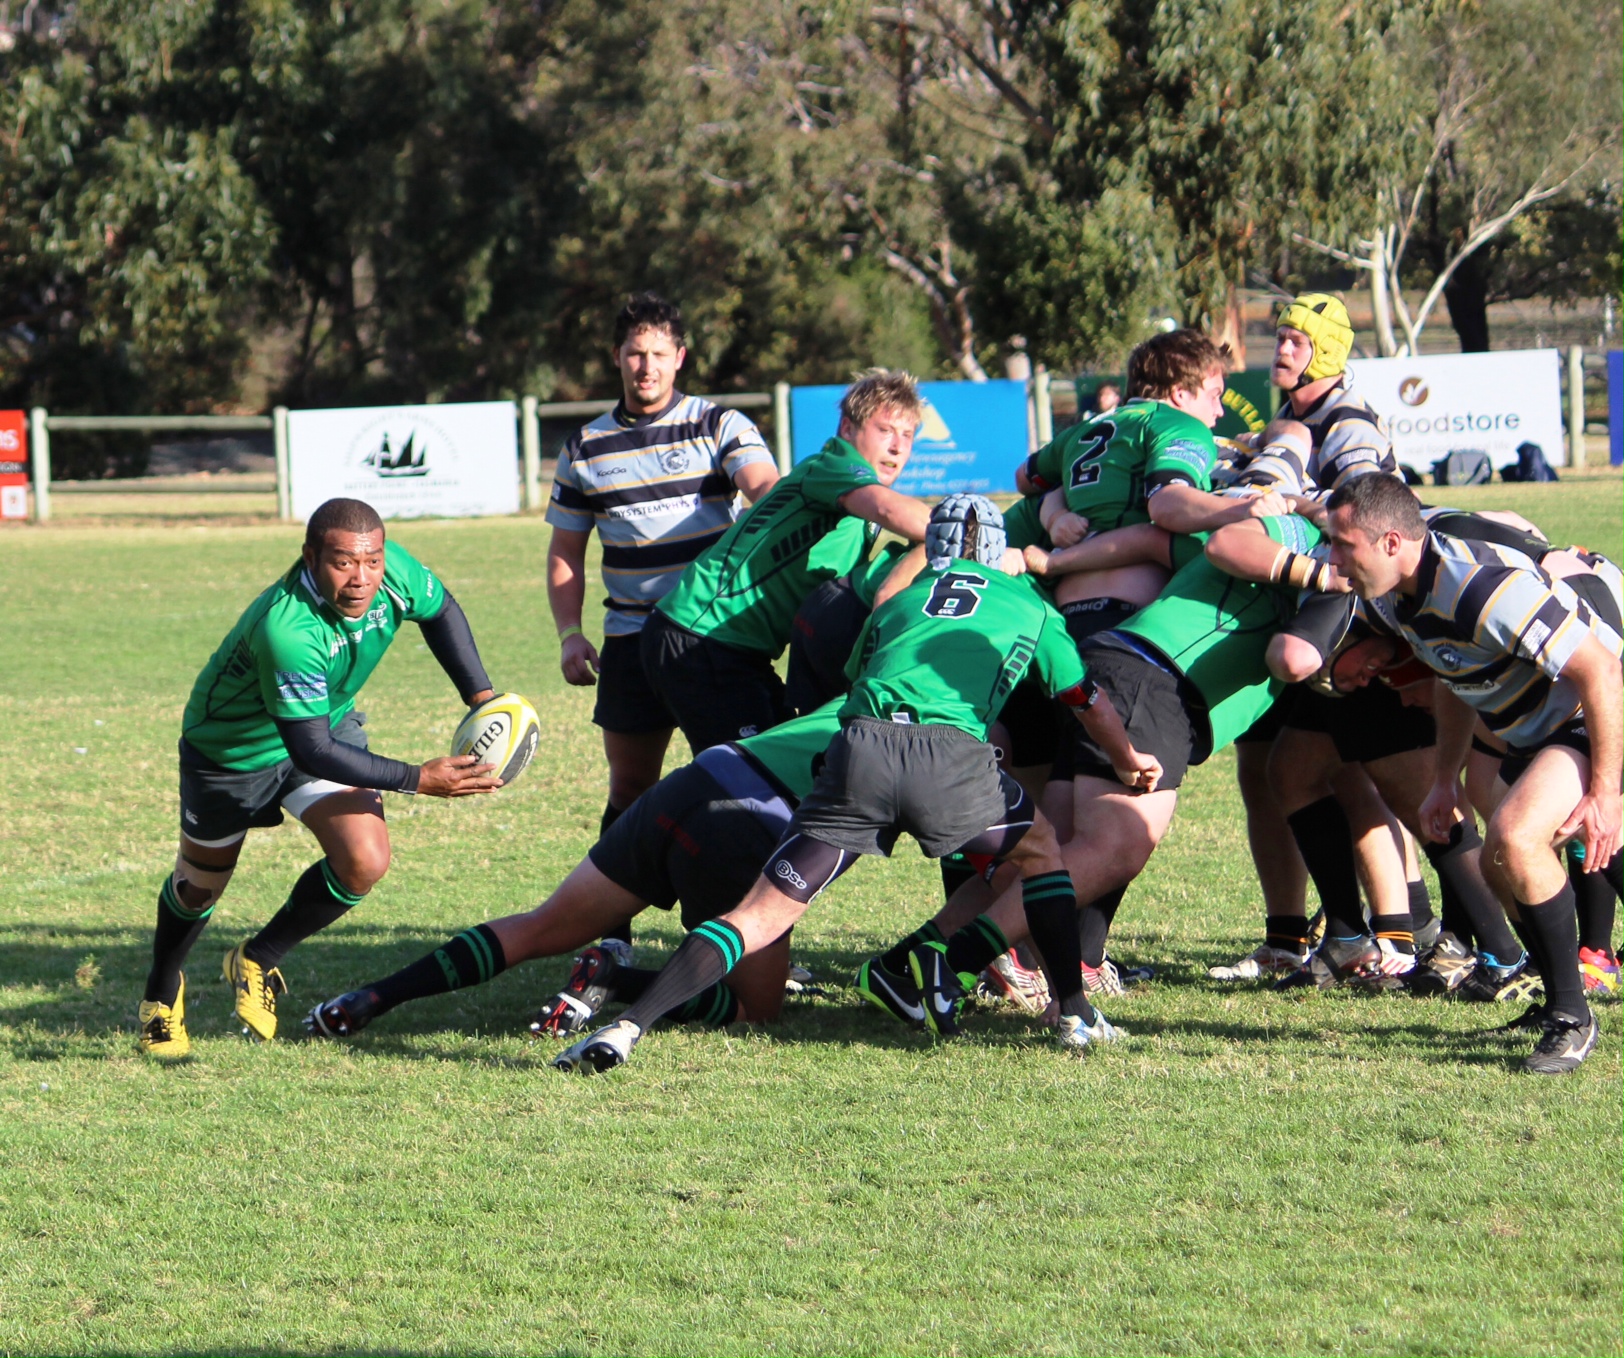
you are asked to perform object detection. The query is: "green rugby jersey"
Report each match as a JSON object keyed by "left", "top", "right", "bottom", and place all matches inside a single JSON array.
[
  {"left": 1025, "top": 400, "right": 1217, "bottom": 533},
  {"left": 735, "top": 701, "right": 844, "bottom": 799},
  {"left": 656, "top": 437, "right": 883, "bottom": 655},
  {"left": 182, "top": 540, "right": 446, "bottom": 770},
  {"left": 840, "top": 564, "right": 1085, "bottom": 737},
  {"left": 1116, "top": 515, "right": 1318, "bottom": 756},
  {"left": 848, "top": 540, "right": 910, "bottom": 609}
]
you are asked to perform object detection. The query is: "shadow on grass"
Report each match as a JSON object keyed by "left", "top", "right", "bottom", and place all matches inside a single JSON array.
[{"left": 1, "top": 921, "right": 1561, "bottom": 1074}]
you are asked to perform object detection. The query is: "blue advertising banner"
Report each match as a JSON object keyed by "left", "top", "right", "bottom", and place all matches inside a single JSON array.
[
  {"left": 1609, "top": 350, "right": 1622, "bottom": 467},
  {"left": 791, "top": 380, "right": 1029, "bottom": 496}
]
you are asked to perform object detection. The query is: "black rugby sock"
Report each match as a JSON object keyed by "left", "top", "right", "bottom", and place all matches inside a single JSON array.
[
  {"left": 1371, "top": 909, "right": 1415, "bottom": 956},
  {"left": 598, "top": 803, "right": 634, "bottom": 948},
  {"left": 366, "top": 924, "right": 509, "bottom": 1015},
  {"left": 1021, "top": 871, "right": 1081, "bottom": 1010},
  {"left": 1285, "top": 797, "right": 1367, "bottom": 940},
  {"left": 1422, "top": 821, "right": 1519, "bottom": 960},
  {"left": 1407, "top": 879, "right": 1436, "bottom": 932},
  {"left": 244, "top": 860, "right": 365, "bottom": 970},
  {"left": 1516, "top": 884, "right": 1587, "bottom": 1023},
  {"left": 940, "top": 855, "right": 978, "bottom": 901},
  {"left": 944, "top": 914, "right": 1010, "bottom": 983},
  {"left": 613, "top": 967, "right": 739, "bottom": 1026},
  {"left": 144, "top": 877, "right": 214, "bottom": 1006},
  {"left": 1078, "top": 885, "right": 1129, "bottom": 969},
  {"left": 1265, "top": 914, "right": 1310, "bottom": 953},
  {"left": 1570, "top": 846, "right": 1619, "bottom": 954},
  {"left": 881, "top": 920, "right": 946, "bottom": 976},
  {"left": 620, "top": 919, "right": 745, "bottom": 1031}
]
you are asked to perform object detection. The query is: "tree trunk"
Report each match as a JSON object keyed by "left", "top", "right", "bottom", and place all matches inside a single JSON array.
[
  {"left": 1210, "top": 286, "right": 1246, "bottom": 369},
  {"left": 1443, "top": 251, "right": 1492, "bottom": 352},
  {"left": 1367, "top": 236, "right": 1400, "bottom": 357}
]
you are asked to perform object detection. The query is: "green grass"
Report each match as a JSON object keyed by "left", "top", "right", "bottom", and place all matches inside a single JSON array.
[{"left": 1, "top": 475, "right": 1620, "bottom": 1356}]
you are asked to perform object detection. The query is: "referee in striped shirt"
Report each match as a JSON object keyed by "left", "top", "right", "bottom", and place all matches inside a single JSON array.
[{"left": 547, "top": 295, "right": 779, "bottom": 880}]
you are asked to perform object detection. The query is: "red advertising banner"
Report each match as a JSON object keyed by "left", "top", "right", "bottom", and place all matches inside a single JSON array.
[{"left": 0, "top": 410, "right": 27, "bottom": 519}]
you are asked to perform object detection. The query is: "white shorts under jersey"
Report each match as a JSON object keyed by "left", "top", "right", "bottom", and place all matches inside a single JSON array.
[
  {"left": 1363, "top": 532, "right": 1624, "bottom": 747},
  {"left": 547, "top": 393, "right": 773, "bottom": 636}
]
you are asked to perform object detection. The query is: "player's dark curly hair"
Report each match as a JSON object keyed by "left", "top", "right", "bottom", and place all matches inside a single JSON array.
[
  {"left": 614, "top": 292, "right": 686, "bottom": 349},
  {"left": 306, "top": 498, "right": 385, "bottom": 551}
]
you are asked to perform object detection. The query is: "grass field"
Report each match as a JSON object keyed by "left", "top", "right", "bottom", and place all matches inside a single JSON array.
[{"left": 1, "top": 474, "right": 1620, "bottom": 1356}]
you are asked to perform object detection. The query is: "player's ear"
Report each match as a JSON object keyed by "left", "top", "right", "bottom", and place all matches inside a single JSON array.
[
  {"left": 302, "top": 540, "right": 317, "bottom": 572},
  {"left": 675, "top": 345, "right": 686, "bottom": 369}
]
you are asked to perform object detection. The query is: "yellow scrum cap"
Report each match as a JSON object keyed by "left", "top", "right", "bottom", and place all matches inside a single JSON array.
[{"left": 1277, "top": 293, "right": 1353, "bottom": 383}]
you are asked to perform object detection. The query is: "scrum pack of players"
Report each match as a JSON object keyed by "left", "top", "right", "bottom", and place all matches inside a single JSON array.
[{"left": 137, "top": 292, "right": 1622, "bottom": 1078}]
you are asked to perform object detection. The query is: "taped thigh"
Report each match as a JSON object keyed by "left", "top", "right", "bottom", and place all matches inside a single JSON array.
[{"left": 282, "top": 778, "right": 362, "bottom": 822}]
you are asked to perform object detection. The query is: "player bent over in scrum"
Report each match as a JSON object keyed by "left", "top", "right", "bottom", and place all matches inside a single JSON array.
[
  {"left": 305, "top": 705, "right": 847, "bottom": 1039},
  {"left": 137, "top": 498, "right": 502, "bottom": 1058},
  {"left": 1325, "top": 474, "right": 1623, "bottom": 1073},
  {"left": 553, "top": 495, "right": 1160, "bottom": 1074}
]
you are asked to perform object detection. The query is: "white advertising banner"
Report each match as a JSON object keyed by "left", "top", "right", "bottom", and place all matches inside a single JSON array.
[
  {"left": 288, "top": 401, "right": 519, "bottom": 520},
  {"left": 1346, "top": 349, "right": 1564, "bottom": 472}
]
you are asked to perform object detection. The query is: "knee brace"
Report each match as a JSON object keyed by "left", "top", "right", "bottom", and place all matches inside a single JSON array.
[
  {"left": 765, "top": 834, "right": 857, "bottom": 905},
  {"left": 170, "top": 853, "right": 235, "bottom": 918}
]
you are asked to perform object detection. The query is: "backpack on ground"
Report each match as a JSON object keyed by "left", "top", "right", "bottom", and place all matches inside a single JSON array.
[
  {"left": 1502, "top": 440, "right": 1558, "bottom": 483},
  {"left": 1432, "top": 448, "right": 1492, "bottom": 486}
]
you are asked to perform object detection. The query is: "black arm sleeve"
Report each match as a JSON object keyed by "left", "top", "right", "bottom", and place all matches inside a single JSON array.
[
  {"left": 1282, "top": 591, "right": 1358, "bottom": 658},
  {"left": 417, "top": 592, "right": 493, "bottom": 703},
  {"left": 275, "top": 717, "right": 421, "bottom": 794}
]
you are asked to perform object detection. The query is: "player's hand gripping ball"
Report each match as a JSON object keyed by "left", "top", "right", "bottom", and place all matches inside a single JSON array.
[{"left": 451, "top": 693, "right": 541, "bottom": 787}]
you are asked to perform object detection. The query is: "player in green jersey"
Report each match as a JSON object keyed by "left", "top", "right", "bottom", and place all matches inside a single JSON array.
[
  {"left": 642, "top": 369, "right": 934, "bottom": 753},
  {"left": 868, "top": 513, "right": 1354, "bottom": 1013},
  {"left": 136, "top": 499, "right": 503, "bottom": 1058},
  {"left": 305, "top": 704, "right": 847, "bottom": 1041},
  {"left": 554, "top": 496, "right": 1163, "bottom": 1073}
]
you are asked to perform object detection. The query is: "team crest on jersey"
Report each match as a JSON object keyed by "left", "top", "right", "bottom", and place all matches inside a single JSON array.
[
  {"left": 659, "top": 448, "right": 693, "bottom": 475},
  {"left": 1435, "top": 645, "right": 1464, "bottom": 670}
]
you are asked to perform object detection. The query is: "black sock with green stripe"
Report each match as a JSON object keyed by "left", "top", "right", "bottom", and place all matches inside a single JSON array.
[
  {"left": 243, "top": 860, "right": 366, "bottom": 970},
  {"left": 880, "top": 920, "right": 946, "bottom": 975},
  {"left": 620, "top": 919, "right": 746, "bottom": 1031},
  {"left": 144, "top": 875, "right": 215, "bottom": 1005},
  {"left": 944, "top": 914, "right": 1010, "bottom": 987},
  {"left": 608, "top": 966, "right": 739, "bottom": 1027},
  {"left": 365, "top": 923, "right": 509, "bottom": 1016},
  {"left": 1020, "top": 870, "right": 1081, "bottom": 1010}
]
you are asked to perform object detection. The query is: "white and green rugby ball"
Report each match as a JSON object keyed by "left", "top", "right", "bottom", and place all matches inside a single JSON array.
[{"left": 451, "top": 693, "right": 541, "bottom": 787}]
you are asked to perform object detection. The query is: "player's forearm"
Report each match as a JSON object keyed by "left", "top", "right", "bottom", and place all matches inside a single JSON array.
[
  {"left": 276, "top": 717, "right": 421, "bottom": 793},
  {"left": 417, "top": 593, "right": 493, "bottom": 704},
  {"left": 1568, "top": 641, "right": 1623, "bottom": 795},
  {"left": 866, "top": 490, "right": 931, "bottom": 542},
  {"left": 1431, "top": 685, "right": 1476, "bottom": 784},
  {"left": 1147, "top": 485, "right": 1252, "bottom": 535},
  {"left": 1042, "top": 523, "right": 1171, "bottom": 577},
  {"left": 1075, "top": 688, "right": 1135, "bottom": 769},
  {"left": 546, "top": 541, "right": 590, "bottom": 630}
]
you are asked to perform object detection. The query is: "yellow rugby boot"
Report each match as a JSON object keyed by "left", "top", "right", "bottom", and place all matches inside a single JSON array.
[
  {"left": 137, "top": 975, "right": 192, "bottom": 1059},
  {"left": 223, "top": 943, "right": 286, "bottom": 1041}
]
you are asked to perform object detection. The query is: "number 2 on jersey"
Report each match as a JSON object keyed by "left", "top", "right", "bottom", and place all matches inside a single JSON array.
[{"left": 1069, "top": 420, "right": 1116, "bottom": 489}]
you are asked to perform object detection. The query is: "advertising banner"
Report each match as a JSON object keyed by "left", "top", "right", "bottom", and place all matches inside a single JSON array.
[
  {"left": 791, "top": 380, "right": 1028, "bottom": 496},
  {"left": 1609, "top": 350, "right": 1621, "bottom": 467},
  {"left": 287, "top": 402, "right": 519, "bottom": 521},
  {"left": 0, "top": 410, "right": 27, "bottom": 519},
  {"left": 1346, "top": 350, "right": 1564, "bottom": 473}
]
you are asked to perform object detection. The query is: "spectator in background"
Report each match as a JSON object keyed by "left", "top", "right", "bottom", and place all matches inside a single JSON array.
[{"left": 1093, "top": 382, "right": 1122, "bottom": 416}]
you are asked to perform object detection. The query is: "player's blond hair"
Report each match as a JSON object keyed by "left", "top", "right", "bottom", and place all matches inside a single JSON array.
[{"left": 840, "top": 369, "right": 924, "bottom": 431}]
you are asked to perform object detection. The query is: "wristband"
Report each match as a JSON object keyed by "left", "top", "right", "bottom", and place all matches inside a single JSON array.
[
  {"left": 1269, "top": 548, "right": 1331, "bottom": 592},
  {"left": 558, "top": 624, "right": 584, "bottom": 642}
]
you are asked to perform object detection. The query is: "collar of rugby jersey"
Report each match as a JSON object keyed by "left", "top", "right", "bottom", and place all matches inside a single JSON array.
[{"left": 613, "top": 390, "right": 685, "bottom": 429}]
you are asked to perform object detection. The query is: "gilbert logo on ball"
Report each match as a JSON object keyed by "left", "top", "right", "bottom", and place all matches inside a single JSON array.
[
  {"left": 1399, "top": 377, "right": 1430, "bottom": 407},
  {"left": 451, "top": 693, "right": 542, "bottom": 786}
]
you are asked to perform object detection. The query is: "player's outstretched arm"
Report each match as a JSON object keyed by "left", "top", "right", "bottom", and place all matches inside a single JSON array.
[
  {"left": 731, "top": 461, "right": 780, "bottom": 503},
  {"left": 1149, "top": 484, "right": 1290, "bottom": 535},
  {"left": 276, "top": 718, "right": 499, "bottom": 797},
  {"left": 1205, "top": 519, "right": 1346, "bottom": 591},
  {"left": 416, "top": 591, "right": 494, "bottom": 707},
  {"left": 1419, "top": 686, "right": 1476, "bottom": 843},
  {"left": 839, "top": 484, "right": 932, "bottom": 542},
  {"left": 1064, "top": 683, "right": 1162, "bottom": 793}
]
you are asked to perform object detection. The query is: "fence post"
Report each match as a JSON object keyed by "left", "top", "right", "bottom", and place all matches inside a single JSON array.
[
  {"left": 1567, "top": 346, "right": 1586, "bottom": 470},
  {"left": 521, "top": 395, "right": 541, "bottom": 510},
  {"left": 272, "top": 406, "right": 292, "bottom": 520},
  {"left": 772, "top": 382, "right": 792, "bottom": 473},
  {"left": 1034, "top": 368, "right": 1054, "bottom": 447},
  {"left": 28, "top": 407, "right": 49, "bottom": 522}
]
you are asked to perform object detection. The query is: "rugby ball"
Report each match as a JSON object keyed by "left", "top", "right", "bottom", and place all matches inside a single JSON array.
[{"left": 451, "top": 693, "right": 541, "bottom": 787}]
